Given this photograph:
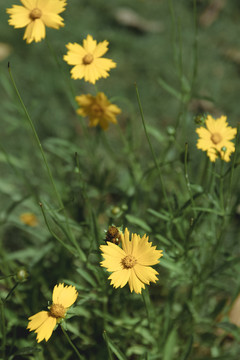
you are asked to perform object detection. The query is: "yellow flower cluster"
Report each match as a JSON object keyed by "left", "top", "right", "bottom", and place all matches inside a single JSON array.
[{"left": 7, "top": 1, "right": 121, "bottom": 130}]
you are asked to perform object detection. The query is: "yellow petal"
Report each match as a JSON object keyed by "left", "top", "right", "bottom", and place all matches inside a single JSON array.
[
  {"left": 27, "top": 311, "right": 49, "bottom": 331},
  {"left": 36, "top": 315, "right": 57, "bottom": 343},
  {"left": 7, "top": 5, "right": 31, "bottom": 28},
  {"left": 133, "top": 264, "right": 159, "bottom": 284},
  {"left": 23, "top": 19, "right": 46, "bottom": 43},
  {"left": 108, "top": 269, "right": 130, "bottom": 288},
  {"left": 83, "top": 35, "right": 97, "bottom": 53},
  {"left": 40, "top": 0, "right": 67, "bottom": 14},
  {"left": 41, "top": 13, "right": 64, "bottom": 29},
  {"left": 52, "top": 283, "right": 78, "bottom": 308},
  {"left": 93, "top": 40, "right": 109, "bottom": 58},
  {"left": 128, "top": 270, "right": 145, "bottom": 294},
  {"left": 20, "top": 0, "right": 34, "bottom": 10},
  {"left": 64, "top": 43, "right": 87, "bottom": 65},
  {"left": 137, "top": 248, "right": 163, "bottom": 266}
]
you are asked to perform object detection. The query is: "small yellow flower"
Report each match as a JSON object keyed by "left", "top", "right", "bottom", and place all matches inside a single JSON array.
[
  {"left": 196, "top": 115, "right": 237, "bottom": 162},
  {"left": 27, "top": 283, "right": 78, "bottom": 342},
  {"left": 7, "top": 0, "right": 67, "bottom": 44},
  {"left": 76, "top": 92, "right": 121, "bottom": 130},
  {"left": 20, "top": 213, "right": 38, "bottom": 227},
  {"left": 63, "top": 35, "right": 116, "bottom": 84},
  {"left": 100, "top": 228, "right": 163, "bottom": 294}
]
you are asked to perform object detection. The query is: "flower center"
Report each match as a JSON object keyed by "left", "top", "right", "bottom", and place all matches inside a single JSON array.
[
  {"left": 50, "top": 304, "right": 66, "bottom": 318},
  {"left": 30, "top": 8, "right": 42, "bottom": 20},
  {"left": 91, "top": 103, "right": 103, "bottom": 116},
  {"left": 121, "top": 255, "right": 137, "bottom": 269},
  {"left": 211, "top": 132, "right": 222, "bottom": 144},
  {"left": 83, "top": 53, "right": 94, "bottom": 65}
]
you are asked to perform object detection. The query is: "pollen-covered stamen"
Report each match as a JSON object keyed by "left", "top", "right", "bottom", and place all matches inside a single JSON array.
[
  {"left": 121, "top": 255, "right": 137, "bottom": 269},
  {"left": 211, "top": 132, "right": 222, "bottom": 144},
  {"left": 82, "top": 53, "right": 94, "bottom": 65},
  {"left": 50, "top": 304, "right": 66, "bottom": 318},
  {"left": 30, "top": 8, "right": 42, "bottom": 20}
]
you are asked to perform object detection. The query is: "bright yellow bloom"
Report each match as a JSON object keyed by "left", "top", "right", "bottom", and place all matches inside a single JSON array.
[
  {"left": 100, "top": 228, "right": 163, "bottom": 294},
  {"left": 63, "top": 35, "right": 116, "bottom": 84},
  {"left": 196, "top": 115, "right": 237, "bottom": 162},
  {"left": 7, "top": 0, "right": 67, "bottom": 44},
  {"left": 75, "top": 92, "right": 121, "bottom": 130},
  {"left": 27, "top": 283, "right": 78, "bottom": 342},
  {"left": 20, "top": 212, "right": 38, "bottom": 227}
]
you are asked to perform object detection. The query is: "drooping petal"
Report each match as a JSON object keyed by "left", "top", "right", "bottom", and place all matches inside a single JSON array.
[
  {"left": 23, "top": 19, "right": 46, "bottom": 43},
  {"left": 35, "top": 315, "right": 57, "bottom": 343},
  {"left": 27, "top": 311, "right": 49, "bottom": 331}
]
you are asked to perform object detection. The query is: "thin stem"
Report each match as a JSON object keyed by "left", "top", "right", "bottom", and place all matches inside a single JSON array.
[
  {"left": 0, "top": 299, "right": 6, "bottom": 360},
  {"left": 135, "top": 84, "right": 172, "bottom": 214},
  {"left": 8, "top": 63, "right": 62, "bottom": 210},
  {"left": 191, "top": 0, "right": 198, "bottom": 91},
  {"left": 184, "top": 143, "right": 196, "bottom": 217},
  {"left": 61, "top": 325, "right": 84, "bottom": 360},
  {"left": 8, "top": 63, "right": 78, "bottom": 255}
]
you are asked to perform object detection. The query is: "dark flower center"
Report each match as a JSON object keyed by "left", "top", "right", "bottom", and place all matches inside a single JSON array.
[
  {"left": 50, "top": 304, "right": 65, "bottom": 318},
  {"left": 30, "top": 8, "right": 42, "bottom": 20},
  {"left": 92, "top": 103, "right": 103, "bottom": 116},
  {"left": 121, "top": 255, "right": 137, "bottom": 269},
  {"left": 211, "top": 132, "right": 222, "bottom": 144},
  {"left": 83, "top": 53, "right": 94, "bottom": 65}
]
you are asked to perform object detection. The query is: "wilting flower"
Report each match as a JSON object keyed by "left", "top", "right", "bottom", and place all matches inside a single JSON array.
[
  {"left": 20, "top": 212, "right": 38, "bottom": 227},
  {"left": 27, "top": 283, "right": 78, "bottom": 342},
  {"left": 75, "top": 92, "right": 121, "bottom": 130},
  {"left": 7, "top": 0, "right": 67, "bottom": 44},
  {"left": 63, "top": 35, "right": 116, "bottom": 84},
  {"left": 100, "top": 228, "right": 163, "bottom": 294},
  {"left": 196, "top": 115, "right": 237, "bottom": 162}
]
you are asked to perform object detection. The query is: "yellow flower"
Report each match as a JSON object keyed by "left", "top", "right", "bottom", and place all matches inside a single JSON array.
[
  {"left": 7, "top": 0, "right": 67, "bottom": 44},
  {"left": 100, "top": 228, "right": 163, "bottom": 294},
  {"left": 75, "top": 92, "right": 121, "bottom": 130},
  {"left": 27, "top": 283, "right": 78, "bottom": 342},
  {"left": 196, "top": 115, "right": 237, "bottom": 162},
  {"left": 20, "top": 212, "right": 38, "bottom": 227},
  {"left": 63, "top": 35, "right": 116, "bottom": 84}
]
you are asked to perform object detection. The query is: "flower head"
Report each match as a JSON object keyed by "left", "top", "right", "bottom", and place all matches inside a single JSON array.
[
  {"left": 196, "top": 115, "right": 237, "bottom": 162},
  {"left": 7, "top": 0, "right": 67, "bottom": 44},
  {"left": 27, "top": 283, "right": 78, "bottom": 342},
  {"left": 100, "top": 228, "right": 163, "bottom": 294},
  {"left": 20, "top": 212, "right": 38, "bottom": 227},
  {"left": 75, "top": 92, "right": 121, "bottom": 130},
  {"left": 63, "top": 35, "right": 116, "bottom": 84}
]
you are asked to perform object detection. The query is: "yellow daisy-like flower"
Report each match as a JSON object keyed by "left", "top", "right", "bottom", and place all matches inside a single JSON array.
[
  {"left": 20, "top": 212, "right": 38, "bottom": 227},
  {"left": 75, "top": 92, "right": 121, "bottom": 130},
  {"left": 196, "top": 115, "right": 237, "bottom": 162},
  {"left": 63, "top": 35, "right": 117, "bottom": 84},
  {"left": 7, "top": 0, "right": 67, "bottom": 44},
  {"left": 100, "top": 228, "right": 163, "bottom": 294},
  {"left": 27, "top": 283, "right": 78, "bottom": 343}
]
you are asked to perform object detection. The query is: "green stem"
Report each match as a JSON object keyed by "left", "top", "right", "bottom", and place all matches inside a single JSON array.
[
  {"left": 61, "top": 325, "right": 84, "bottom": 360},
  {"left": 0, "top": 299, "right": 6, "bottom": 360},
  {"left": 184, "top": 143, "right": 196, "bottom": 217},
  {"left": 141, "top": 288, "right": 154, "bottom": 331},
  {"left": 102, "top": 331, "right": 114, "bottom": 360},
  {"left": 135, "top": 84, "right": 172, "bottom": 214},
  {"left": 8, "top": 63, "right": 79, "bottom": 256}
]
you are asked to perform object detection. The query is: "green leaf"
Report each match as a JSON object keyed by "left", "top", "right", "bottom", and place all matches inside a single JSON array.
[
  {"left": 163, "top": 327, "right": 177, "bottom": 360},
  {"left": 125, "top": 214, "right": 151, "bottom": 232}
]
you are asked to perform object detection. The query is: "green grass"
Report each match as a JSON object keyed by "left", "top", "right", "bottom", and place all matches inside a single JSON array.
[{"left": 0, "top": 0, "right": 240, "bottom": 359}]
